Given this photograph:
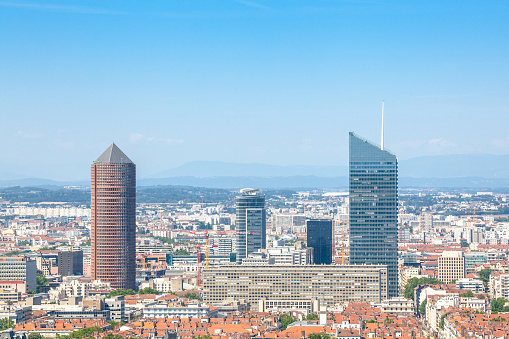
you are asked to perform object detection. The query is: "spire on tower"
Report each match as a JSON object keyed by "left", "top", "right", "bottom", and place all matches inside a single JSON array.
[{"left": 381, "top": 100, "right": 385, "bottom": 151}]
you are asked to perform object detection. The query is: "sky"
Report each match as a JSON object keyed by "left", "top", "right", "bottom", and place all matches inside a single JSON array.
[{"left": 1, "top": 0, "right": 508, "bottom": 180}]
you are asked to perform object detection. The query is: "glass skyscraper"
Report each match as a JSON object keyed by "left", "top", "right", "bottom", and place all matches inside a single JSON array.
[
  {"left": 349, "top": 132, "right": 398, "bottom": 298},
  {"left": 306, "top": 219, "right": 333, "bottom": 265},
  {"left": 236, "top": 189, "right": 266, "bottom": 264}
]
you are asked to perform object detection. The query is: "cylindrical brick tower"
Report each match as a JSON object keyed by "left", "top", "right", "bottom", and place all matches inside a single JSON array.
[{"left": 91, "top": 143, "right": 136, "bottom": 290}]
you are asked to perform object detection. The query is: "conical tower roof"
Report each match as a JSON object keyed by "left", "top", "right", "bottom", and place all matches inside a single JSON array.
[{"left": 94, "top": 143, "right": 133, "bottom": 164}]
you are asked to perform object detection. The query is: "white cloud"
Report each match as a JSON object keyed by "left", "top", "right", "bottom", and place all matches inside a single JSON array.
[
  {"left": 492, "top": 136, "right": 509, "bottom": 148},
  {"left": 13, "top": 130, "right": 43, "bottom": 139},
  {"left": 427, "top": 138, "right": 456, "bottom": 148}
]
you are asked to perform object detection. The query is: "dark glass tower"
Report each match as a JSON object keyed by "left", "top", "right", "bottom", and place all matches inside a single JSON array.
[
  {"left": 236, "top": 189, "right": 266, "bottom": 264},
  {"left": 91, "top": 143, "right": 136, "bottom": 290},
  {"left": 307, "top": 219, "right": 333, "bottom": 265},
  {"left": 349, "top": 132, "right": 398, "bottom": 298}
]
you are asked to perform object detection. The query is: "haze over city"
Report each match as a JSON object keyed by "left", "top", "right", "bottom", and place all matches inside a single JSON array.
[{"left": 1, "top": 0, "right": 509, "bottom": 180}]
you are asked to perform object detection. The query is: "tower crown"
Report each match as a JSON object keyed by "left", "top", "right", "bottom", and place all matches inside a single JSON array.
[{"left": 94, "top": 143, "right": 133, "bottom": 164}]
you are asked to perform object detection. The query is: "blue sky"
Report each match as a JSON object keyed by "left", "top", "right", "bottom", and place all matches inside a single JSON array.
[{"left": 1, "top": 0, "right": 508, "bottom": 180}]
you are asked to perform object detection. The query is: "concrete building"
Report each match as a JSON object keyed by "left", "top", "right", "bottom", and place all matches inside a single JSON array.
[
  {"left": 105, "top": 295, "right": 126, "bottom": 323},
  {"left": 91, "top": 143, "right": 136, "bottom": 290},
  {"left": 0, "top": 257, "right": 36, "bottom": 292},
  {"left": 489, "top": 274, "right": 509, "bottom": 299},
  {"left": 202, "top": 264, "right": 388, "bottom": 309},
  {"left": 259, "top": 298, "right": 319, "bottom": 314},
  {"left": 438, "top": 251, "right": 465, "bottom": 283},
  {"left": 274, "top": 214, "right": 306, "bottom": 233},
  {"left": 139, "top": 277, "right": 183, "bottom": 293},
  {"left": 455, "top": 278, "right": 484, "bottom": 293},
  {"left": 143, "top": 303, "right": 218, "bottom": 318},
  {"left": 380, "top": 297, "right": 414, "bottom": 315}
]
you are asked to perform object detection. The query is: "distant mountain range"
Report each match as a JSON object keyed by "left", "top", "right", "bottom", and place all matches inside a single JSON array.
[
  {"left": 3, "top": 153, "right": 509, "bottom": 189},
  {"left": 149, "top": 161, "right": 348, "bottom": 178}
]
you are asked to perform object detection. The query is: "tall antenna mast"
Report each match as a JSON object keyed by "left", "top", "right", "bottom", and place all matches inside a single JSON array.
[{"left": 381, "top": 100, "right": 385, "bottom": 150}]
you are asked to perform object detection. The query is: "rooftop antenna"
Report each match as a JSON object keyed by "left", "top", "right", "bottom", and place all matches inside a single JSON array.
[{"left": 381, "top": 100, "right": 385, "bottom": 151}]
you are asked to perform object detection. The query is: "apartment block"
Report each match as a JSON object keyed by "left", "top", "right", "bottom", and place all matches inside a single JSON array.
[{"left": 202, "top": 264, "right": 388, "bottom": 309}]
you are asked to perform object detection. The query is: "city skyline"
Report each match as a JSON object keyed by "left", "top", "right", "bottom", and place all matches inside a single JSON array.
[{"left": 1, "top": 1, "right": 509, "bottom": 180}]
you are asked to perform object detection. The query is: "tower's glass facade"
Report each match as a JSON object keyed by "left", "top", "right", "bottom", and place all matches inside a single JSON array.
[
  {"left": 236, "top": 189, "right": 266, "bottom": 264},
  {"left": 307, "top": 219, "right": 333, "bottom": 265},
  {"left": 349, "top": 132, "right": 398, "bottom": 298}
]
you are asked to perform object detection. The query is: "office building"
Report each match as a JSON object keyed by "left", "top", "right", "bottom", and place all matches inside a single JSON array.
[
  {"left": 349, "top": 132, "right": 399, "bottom": 298},
  {"left": 58, "top": 250, "right": 83, "bottom": 276},
  {"left": 91, "top": 143, "right": 136, "bottom": 290},
  {"left": 217, "top": 238, "right": 234, "bottom": 256},
  {"left": 464, "top": 252, "right": 487, "bottom": 272},
  {"left": 438, "top": 251, "right": 465, "bottom": 283},
  {"left": 235, "top": 188, "right": 266, "bottom": 264},
  {"left": 306, "top": 219, "right": 333, "bottom": 265},
  {"left": 0, "top": 257, "right": 36, "bottom": 292},
  {"left": 202, "top": 264, "right": 388, "bottom": 309}
]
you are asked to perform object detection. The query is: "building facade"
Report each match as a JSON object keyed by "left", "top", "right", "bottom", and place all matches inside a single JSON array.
[
  {"left": 91, "top": 143, "right": 136, "bottom": 290},
  {"left": 0, "top": 257, "right": 36, "bottom": 292},
  {"left": 235, "top": 189, "right": 266, "bottom": 264},
  {"left": 438, "top": 251, "right": 465, "bottom": 283},
  {"left": 306, "top": 219, "right": 333, "bottom": 265},
  {"left": 202, "top": 264, "right": 388, "bottom": 309},
  {"left": 58, "top": 250, "right": 83, "bottom": 276},
  {"left": 349, "top": 132, "right": 399, "bottom": 298}
]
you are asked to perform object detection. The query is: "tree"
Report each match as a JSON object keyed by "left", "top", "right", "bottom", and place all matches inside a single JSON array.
[
  {"left": 183, "top": 292, "right": 202, "bottom": 300},
  {"left": 491, "top": 297, "right": 509, "bottom": 313},
  {"left": 280, "top": 314, "right": 296, "bottom": 330},
  {"left": 460, "top": 291, "right": 474, "bottom": 298},
  {"left": 103, "top": 334, "right": 123, "bottom": 339},
  {"left": 28, "top": 334, "right": 44, "bottom": 339},
  {"left": 419, "top": 299, "right": 427, "bottom": 316},
  {"left": 305, "top": 313, "right": 319, "bottom": 320},
  {"left": 137, "top": 287, "right": 161, "bottom": 295},
  {"left": 404, "top": 277, "right": 444, "bottom": 299},
  {"left": 195, "top": 336, "right": 213, "bottom": 339},
  {"left": 175, "top": 249, "right": 189, "bottom": 255},
  {"left": 36, "top": 274, "right": 48, "bottom": 293},
  {"left": 62, "top": 326, "right": 102, "bottom": 339},
  {"left": 107, "top": 289, "right": 136, "bottom": 298},
  {"left": 0, "top": 318, "right": 14, "bottom": 330},
  {"left": 460, "top": 240, "right": 469, "bottom": 248},
  {"left": 107, "top": 320, "right": 124, "bottom": 328},
  {"left": 439, "top": 314, "right": 447, "bottom": 329},
  {"left": 308, "top": 334, "right": 330, "bottom": 339},
  {"left": 479, "top": 268, "right": 491, "bottom": 284}
]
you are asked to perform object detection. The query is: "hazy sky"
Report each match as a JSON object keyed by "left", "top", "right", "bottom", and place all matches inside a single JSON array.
[{"left": 1, "top": 0, "right": 508, "bottom": 180}]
